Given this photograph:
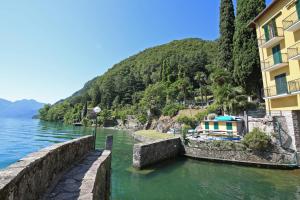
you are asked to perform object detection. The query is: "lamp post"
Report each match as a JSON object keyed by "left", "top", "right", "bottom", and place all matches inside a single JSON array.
[{"left": 93, "top": 106, "right": 101, "bottom": 149}]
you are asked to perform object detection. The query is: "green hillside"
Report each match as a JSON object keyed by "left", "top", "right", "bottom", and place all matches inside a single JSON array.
[{"left": 39, "top": 38, "right": 218, "bottom": 124}]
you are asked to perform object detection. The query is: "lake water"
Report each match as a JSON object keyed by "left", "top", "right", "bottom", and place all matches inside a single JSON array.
[{"left": 1, "top": 118, "right": 300, "bottom": 199}]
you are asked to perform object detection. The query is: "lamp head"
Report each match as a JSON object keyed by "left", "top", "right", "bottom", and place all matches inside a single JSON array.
[{"left": 93, "top": 106, "right": 101, "bottom": 114}]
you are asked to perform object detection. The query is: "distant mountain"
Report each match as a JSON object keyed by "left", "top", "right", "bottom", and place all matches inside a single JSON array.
[{"left": 0, "top": 99, "right": 44, "bottom": 118}]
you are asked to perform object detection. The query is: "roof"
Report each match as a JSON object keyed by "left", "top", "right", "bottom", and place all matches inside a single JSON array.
[{"left": 249, "top": 0, "right": 280, "bottom": 27}]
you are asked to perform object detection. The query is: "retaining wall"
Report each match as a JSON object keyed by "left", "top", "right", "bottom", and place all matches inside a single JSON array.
[
  {"left": 133, "top": 137, "right": 183, "bottom": 169},
  {"left": 184, "top": 140, "right": 297, "bottom": 168},
  {"left": 0, "top": 136, "right": 95, "bottom": 200}
]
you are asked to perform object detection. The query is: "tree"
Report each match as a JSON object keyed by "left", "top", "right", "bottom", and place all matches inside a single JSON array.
[
  {"left": 214, "top": 84, "right": 248, "bottom": 114},
  {"left": 194, "top": 72, "right": 207, "bottom": 107},
  {"left": 218, "top": 0, "right": 235, "bottom": 72},
  {"left": 81, "top": 101, "right": 88, "bottom": 119},
  {"left": 39, "top": 104, "right": 51, "bottom": 120},
  {"left": 233, "top": 0, "right": 266, "bottom": 96},
  {"left": 175, "top": 78, "right": 192, "bottom": 105},
  {"left": 140, "top": 82, "right": 167, "bottom": 116}
]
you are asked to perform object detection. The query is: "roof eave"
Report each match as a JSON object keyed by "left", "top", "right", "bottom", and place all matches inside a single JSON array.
[{"left": 248, "top": 0, "right": 280, "bottom": 27}]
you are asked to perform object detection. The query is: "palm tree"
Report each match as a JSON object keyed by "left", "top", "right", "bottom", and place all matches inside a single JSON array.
[{"left": 215, "top": 84, "right": 247, "bottom": 115}]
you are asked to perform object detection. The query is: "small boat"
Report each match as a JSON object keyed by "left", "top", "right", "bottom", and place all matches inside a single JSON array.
[{"left": 73, "top": 122, "right": 83, "bottom": 127}]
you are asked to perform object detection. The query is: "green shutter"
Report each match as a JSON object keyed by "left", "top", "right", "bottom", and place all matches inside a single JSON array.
[
  {"left": 263, "top": 24, "right": 270, "bottom": 41},
  {"left": 270, "top": 19, "right": 278, "bottom": 37},
  {"left": 214, "top": 122, "right": 219, "bottom": 130},
  {"left": 297, "top": 0, "right": 300, "bottom": 19},
  {"left": 205, "top": 122, "right": 209, "bottom": 130},
  {"left": 272, "top": 45, "right": 282, "bottom": 64},
  {"left": 226, "top": 122, "right": 233, "bottom": 131},
  {"left": 275, "top": 74, "right": 288, "bottom": 95}
]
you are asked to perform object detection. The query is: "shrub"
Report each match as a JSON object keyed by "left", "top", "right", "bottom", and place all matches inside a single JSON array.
[
  {"left": 176, "top": 115, "right": 197, "bottom": 128},
  {"left": 137, "top": 113, "right": 148, "bottom": 125},
  {"left": 195, "top": 110, "right": 208, "bottom": 121},
  {"left": 207, "top": 103, "right": 219, "bottom": 113},
  {"left": 182, "top": 124, "right": 191, "bottom": 145},
  {"left": 82, "top": 118, "right": 91, "bottom": 127},
  {"left": 243, "top": 128, "right": 271, "bottom": 151},
  {"left": 162, "top": 103, "right": 185, "bottom": 117}
]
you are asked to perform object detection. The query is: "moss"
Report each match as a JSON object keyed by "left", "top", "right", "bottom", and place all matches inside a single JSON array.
[{"left": 135, "top": 130, "right": 175, "bottom": 140}]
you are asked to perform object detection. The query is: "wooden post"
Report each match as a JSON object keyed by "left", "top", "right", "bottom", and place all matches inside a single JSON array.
[{"left": 105, "top": 135, "right": 113, "bottom": 151}]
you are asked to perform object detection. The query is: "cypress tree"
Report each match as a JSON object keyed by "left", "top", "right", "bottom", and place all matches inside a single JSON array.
[
  {"left": 233, "top": 0, "right": 265, "bottom": 95},
  {"left": 218, "top": 0, "right": 235, "bottom": 72}
]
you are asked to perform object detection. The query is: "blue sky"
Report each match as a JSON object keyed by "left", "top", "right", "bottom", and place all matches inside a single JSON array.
[{"left": 0, "top": 0, "right": 271, "bottom": 104}]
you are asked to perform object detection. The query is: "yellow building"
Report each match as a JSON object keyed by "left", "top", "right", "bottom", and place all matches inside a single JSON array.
[
  {"left": 251, "top": 0, "right": 300, "bottom": 151},
  {"left": 252, "top": 0, "right": 300, "bottom": 112}
]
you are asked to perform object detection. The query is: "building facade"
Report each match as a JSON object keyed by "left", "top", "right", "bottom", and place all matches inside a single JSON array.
[{"left": 252, "top": 0, "right": 300, "bottom": 151}]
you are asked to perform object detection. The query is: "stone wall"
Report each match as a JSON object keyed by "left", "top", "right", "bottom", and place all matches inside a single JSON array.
[
  {"left": 0, "top": 136, "right": 95, "bottom": 200},
  {"left": 91, "top": 150, "right": 112, "bottom": 200},
  {"left": 133, "top": 137, "right": 183, "bottom": 169},
  {"left": 185, "top": 140, "right": 297, "bottom": 167},
  {"left": 248, "top": 116, "right": 275, "bottom": 135}
]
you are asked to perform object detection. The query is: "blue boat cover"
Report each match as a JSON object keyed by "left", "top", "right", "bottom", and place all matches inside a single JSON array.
[{"left": 215, "top": 116, "right": 234, "bottom": 121}]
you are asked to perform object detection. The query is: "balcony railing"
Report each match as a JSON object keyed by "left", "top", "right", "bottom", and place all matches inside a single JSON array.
[
  {"left": 263, "top": 85, "right": 280, "bottom": 98},
  {"left": 288, "top": 78, "right": 300, "bottom": 93},
  {"left": 261, "top": 53, "right": 288, "bottom": 71},
  {"left": 283, "top": 10, "right": 300, "bottom": 31},
  {"left": 264, "top": 79, "right": 300, "bottom": 98},
  {"left": 287, "top": 42, "right": 300, "bottom": 60},
  {"left": 258, "top": 27, "right": 284, "bottom": 48}
]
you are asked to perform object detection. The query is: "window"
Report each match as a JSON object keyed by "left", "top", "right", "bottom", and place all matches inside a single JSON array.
[
  {"left": 214, "top": 122, "right": 219, "bottom": 130},
  {"left": 275, "top": 73, "right": 288, "bottom": 95},
  {"left": 205, "top": 122, "right": 209, "bottom": 130},
  {"left": 226, "top": 122, "right": 233, "bottom": 131},
  {"left": 263, "top": 18, "right": 278, "bottom": 41},
  {"left": 272, "top": 45, "right": 282, "bottom": 64}
]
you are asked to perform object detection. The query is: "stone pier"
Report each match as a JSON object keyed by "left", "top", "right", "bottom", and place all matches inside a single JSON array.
[
  {"left": 133, "top": 137, "right": 183, "bottom": 169},
  {"left": 0, "top": 135, "right": 113, "bottom": 200}
]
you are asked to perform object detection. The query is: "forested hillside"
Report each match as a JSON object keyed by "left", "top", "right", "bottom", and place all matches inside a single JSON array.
[{"left": 39, "top": 38, "right": 218, "bottom": 124}]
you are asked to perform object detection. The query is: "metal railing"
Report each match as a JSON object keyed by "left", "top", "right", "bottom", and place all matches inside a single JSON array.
[
  {"left": 258, "top": 27, "right": 284, "bottom": 47},
  {"left": 283, "top": 10, "right": 300, "bottom": 30},
  {"left": 261, "top": 53, "right": 288, "bottom": 71},
  {"left": 287, "top": 42, "right": 300, "bottom": 59},
  {"left": 288, "top": 78, "right": 300, "bottom": 93},
  {"left": 263, "top": 78, "right": 300, "bottom": 98},
  {"left": 263, "top": 85, "right": 279, "bottom": 97}
]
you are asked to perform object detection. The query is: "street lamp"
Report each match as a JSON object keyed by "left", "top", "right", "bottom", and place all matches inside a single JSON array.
[{"left": 93, "top": 106, "right": 101, "bottom": 149}]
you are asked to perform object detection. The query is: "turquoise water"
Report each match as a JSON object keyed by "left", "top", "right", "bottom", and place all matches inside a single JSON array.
[{"left": 1, "top": 118, "right": 300, "bottom": 199}]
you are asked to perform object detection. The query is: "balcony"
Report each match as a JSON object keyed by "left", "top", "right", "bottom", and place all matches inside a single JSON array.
[
  {"left": 258, "top": 27, "right": 284, "bottom": 48},
  {"left": 287, "top": 42, "right": 300, "bottom": 60},
  {"left": 283, "top": 10, "right": 300, "bottom": 32},
  {"left": 261, "top": 53, "right": 288, "bottom": 72},
  {"left": 288, "top": 78, "right": 300, "bottom": 93},
  {"left": 263, "top": 79, "right": 300, "bottom": 98},
  {"left": 263, "top": 85, "right": 287, "bottom": 98}
]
